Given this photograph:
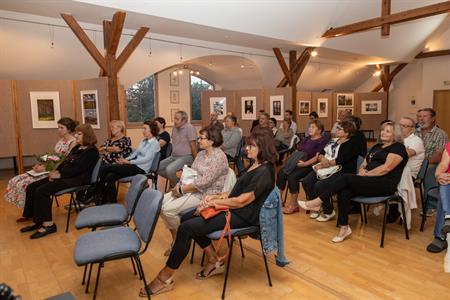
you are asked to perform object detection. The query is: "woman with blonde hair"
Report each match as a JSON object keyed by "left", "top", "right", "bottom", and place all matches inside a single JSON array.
[{"left": 99, "top": 120, "right": 132, "bottom": 164}]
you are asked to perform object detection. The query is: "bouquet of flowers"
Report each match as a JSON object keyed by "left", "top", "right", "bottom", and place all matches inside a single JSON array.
[{"left": 35, "top": 153, "right": 66, "bottom": 171}]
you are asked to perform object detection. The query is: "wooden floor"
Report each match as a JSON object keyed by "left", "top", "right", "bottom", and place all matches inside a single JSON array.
[{"left": 1, "top": 169, "right": 449, "bottom": 300}]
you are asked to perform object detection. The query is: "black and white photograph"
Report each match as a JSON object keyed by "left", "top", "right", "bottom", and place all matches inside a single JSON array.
[
  {"left": 317, "top": 98, "right": 328, "bottom": 118},
  {"left": 337, "top": 93, "right": 353, "bottom": 107},
  {"left": 29, "top": 91, "right": 61, "bottom": 128},
  {"left": 81, "top": 90, "right": 100, "bottom": 129},
  {"left": 241, "top": 96, "right": 256, "bottom": 120},
  {"left": 270, "top": 95, "right": 284, "bottom": 120},
  {"left": 210, "top": 97, "right": 227, "bottom": 119},
  {"left": 361, "top": 100, "right": 382, "bottom": 114},
  {"left": 299, "top": 100, "right": 311, "bottom": 115}
]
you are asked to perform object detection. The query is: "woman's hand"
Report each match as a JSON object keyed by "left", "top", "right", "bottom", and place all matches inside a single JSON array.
[
  {"left": 321, "top": 159, "right": 330, "bottom": 168},
  {"left": 171, "top": 184, "right": 183, "bottom": 198},
  {"left": 33, "top": 164, "right": 45, "bottom": 173},
  {"left": 358, "top": 168, "right": 368, "bottom": 176},
  {"left": 116, "top": 157, "right": 129, "bottom": 164},
  {"left": 48, "top": 170, "right": 61, "bottom": 181},
  {"left": 437, "top": 173, "right": 450, "bottom": 185},
  {"left": 297, "top": 160, "right": 307, "bottom": 167}
]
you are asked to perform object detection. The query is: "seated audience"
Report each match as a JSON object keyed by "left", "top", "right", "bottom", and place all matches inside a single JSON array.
[
  {"left": 159, "top": 111, "right": 197, "bottom": 188},
  {"left": 331, "top": 109, "right": 351, "bottom": 137},
  {"left": 298, "top": 121, "right": 408, "bottom": 243},
  {"left": 269, "top": 118, "right": 278, "bottom": 136},
  {"left": 5, "top": 117, "right": 76, "bottom": 215},
  {"left": 209, "top": 111, "right": 224, "bottom": 131},
  {"left": 95, "top": 120, "right": 160, "bottom": 204},
  {"left": 304, "top": 112, "right": 318, "bottom": 137},
  {"left": 155, "top": 117, "right": 171, "bottom": 161},
  {"left": 19, "top": 124, "right": 99, "bottom": 239},
  {"left": 251, "top": 112, "right": 272, "bottom": 136},
  {"left": 301, "top": 120, "right": 359, "bottom": 221},
  {"left": 161, "top": 126, "right": 229, "bottom": 254},
  {"left": 250, "top": 109, "right": 265, "bottom": 132},
  {"left": 427, "top": 142, "right": 450, "bottom": 253},
  {"left": 280, "top": 110, "right": 297, "bottom": 133},
  {"left": 344, "top": 115, "right": 367, "bottom": 158},
  {"left": 277, "top": 120, "right": 328, "bottom": 214},
  {"left": 275, "top": 119, "right": 294, "bottom": 165},
  {"left": 399, "top": 117, "right": 425, "bottom": 178},
  {"left": 221, "top": 115, "right": 242, "bottom": 160},
  {"left": 98, "top": 120, "right": 132, "bottom": 164},
  {"left": 140, "top": 130, "right": 275, "bottom": 296}
]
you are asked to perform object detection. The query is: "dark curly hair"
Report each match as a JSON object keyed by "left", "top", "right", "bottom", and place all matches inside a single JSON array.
[
  {"left": 154, "top": 117, "right": 166, "bottom": 129},
  {"left": 58, "top": 117, "right": 77, "bottom": 133},
  {"left": 199, "top": 125, "right": 223, "bottom": 147}
]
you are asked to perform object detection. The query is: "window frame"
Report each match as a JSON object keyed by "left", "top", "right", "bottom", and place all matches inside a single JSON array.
[
  {"left": 125, "top": 74, "right": 158, "bottom": 128},
  {"left": 190, "top": 74, "right": 215, "bottom": 124}
]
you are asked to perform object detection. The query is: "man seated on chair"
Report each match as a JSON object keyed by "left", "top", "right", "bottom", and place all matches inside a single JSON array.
[
  {"left": 209, "top": 111, "right": 224, "bottom": 131},
  {"left": 159, "top": 111, "right": 197, "bottom": 188},
  {"left": 139, "top": 130, "right": 275, "bottom": 297},
  {"left": 160, "top": 125, "right": 229, "bottom": 256},
  {"left": 221, "top": 114, "right": 242, "bottom": 161},
  {"left": 279, "top": 110, "right": 297, "bottom": 134}
]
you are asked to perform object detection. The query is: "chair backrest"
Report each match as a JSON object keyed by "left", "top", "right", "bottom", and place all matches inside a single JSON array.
[
  {"left": 416, "top": 159, "right": 429, "bottom": 181},
  {"left": 149, "top": 152, "right": 161, "bottom": 173},
  {"left": 90, "top": 159, "right": 103, "bottom": 184},
  {"left": 133, "top": 188, "right": 163, "bottom": 248},
  {"left": 289, "top": 135, "right": 300, "bottom": 150},
  {"left": 165, "top": 143, "right": 173, "bottom": 157},
  {"left": 125, "top": 174, "right": 149, "bottom": 216}
]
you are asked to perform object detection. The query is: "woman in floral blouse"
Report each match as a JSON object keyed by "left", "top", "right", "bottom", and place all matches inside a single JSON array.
[
  {"left": 5, "top": 118, "right": 77, "bottom": 216},
  {"left": 99, "top": 120, "right": 132, "bottom": 164}
]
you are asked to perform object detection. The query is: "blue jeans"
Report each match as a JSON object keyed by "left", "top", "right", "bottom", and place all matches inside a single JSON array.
[
  {"left": 158, "top": 155, "right": 194, "bottom": 188},
  {"left": 433, "top": 184, "right": 450, "bottom": 239},
  {"left": 424, "top": 164, "right": 438, "bottom": 209}
]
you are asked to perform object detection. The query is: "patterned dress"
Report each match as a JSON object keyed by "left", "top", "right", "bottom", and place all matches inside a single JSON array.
[
  {"left": 101, "top": 136, "right": 132, "bottom": 164},
  {"left": 4, "top": 137, "right": 75, "bottom": 208}
]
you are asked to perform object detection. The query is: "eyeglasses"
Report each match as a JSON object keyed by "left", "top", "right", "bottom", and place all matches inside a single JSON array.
[
  {"left": 197, "top": 136, "right": 208, "bottom": 141},
  {"left": 399, "top": 124, "right": 414, "bottom": 128}
]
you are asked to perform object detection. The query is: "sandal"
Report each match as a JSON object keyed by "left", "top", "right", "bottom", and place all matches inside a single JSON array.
[
  {"left": 282, "top": 205, "right": 300, "bottom": 215},
  {"left": 297, "top": 200, "right": 321, "bottom": 212},
  {"left": 139, "top": 276, "right": 174, "bottom": 297},
  {"left": 196, "top": 261, "right": 225, "bottom": 280}
]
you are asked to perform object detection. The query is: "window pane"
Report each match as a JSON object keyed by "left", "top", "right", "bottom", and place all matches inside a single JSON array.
[
  {"left": 126, "top": 75, "right": 155, "bottom": 122},
  {"left": 191, "top": 75, "right": 213, "bottom": 121}
]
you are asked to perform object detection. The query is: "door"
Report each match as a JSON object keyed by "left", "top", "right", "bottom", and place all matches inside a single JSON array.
[{"left": 433, "top": 89, "right": 450, "bottom": 135}]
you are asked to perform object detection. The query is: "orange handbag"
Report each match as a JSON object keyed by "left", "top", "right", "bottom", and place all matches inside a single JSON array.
[{"left": 200, "top": 206, "right": 232, "bottom": 260}]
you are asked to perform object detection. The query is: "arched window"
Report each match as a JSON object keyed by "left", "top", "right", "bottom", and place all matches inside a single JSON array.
[
  {"left": 126, "top": 75, "right": 155, "bottom": 122},
  {"left": 191, "top": 75, "right": 214, "bottom": 121}
]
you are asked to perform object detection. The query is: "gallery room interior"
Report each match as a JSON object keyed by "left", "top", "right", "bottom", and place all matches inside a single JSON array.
[{"left": 0, "top": 0, "right": 450, "bottom": 299}]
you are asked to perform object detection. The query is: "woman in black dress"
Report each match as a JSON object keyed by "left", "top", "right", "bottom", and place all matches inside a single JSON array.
[
  {"left": 140, "top": 130, "right": 276, "bottom": 296},
  {"left": 155, "top": 117, "right": 171, "bottom": 161}
]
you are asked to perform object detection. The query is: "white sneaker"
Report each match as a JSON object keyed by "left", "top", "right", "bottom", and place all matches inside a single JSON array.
[
  {"left": 316, "top": 210, "right": 336, "bottom": 222},
  {"left": 310, "top": 211, "right": 320, "bottom": 219}
]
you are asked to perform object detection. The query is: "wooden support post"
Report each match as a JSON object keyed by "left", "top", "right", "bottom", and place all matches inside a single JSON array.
[
  {"left": 415, "top": 49, "right": 450, "bottom": 59},
  {"left": 381, "top": 0, "right": 391, "bottom": 36},
  {"left": 11, "top": 80, "right": 23, "bottom": 174},
  {"left": 289, "top": 50, "right": 297, "bottom": 123},
  {"left": 372, "top": 63, "right": 407, "bottom": 92}
]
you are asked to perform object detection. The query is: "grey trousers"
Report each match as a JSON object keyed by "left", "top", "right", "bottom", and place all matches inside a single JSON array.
[{"left": 158, "top": 155, "right": 194, "bottom": 188}]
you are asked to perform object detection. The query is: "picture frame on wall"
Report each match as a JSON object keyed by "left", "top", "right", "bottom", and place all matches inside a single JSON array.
[
  {"left": 361, "top": 100, "right": 382, "bottom": 115},
  {"left": 337, "top": 93, "right": 353, "bottom": 107},
  {"left": 170, "top": 72, "right": 179, "bottom": 86},
  {"left": 81, "top": 90, "right": 100, "bottom": 129},
  {"left": 270, "top": 95, "right": 284, "bottom": 121},
  {"left": 170, "top": 90, "right": 179, "bottom": 104},
  {"left": 210, "top": 97, "right": 227, "bottom": 120},
  {"left": 299, "top": 100, "right": 311, "bottom": 115},
  {"left": 337, "top": 107, "right": 353, "bottom": 120},
  {"left": 29, "top": 91, "right": 61, "bottom": 129},
  {"left": 241, "top": 96, "right": 256, "bottom": 120},
  {"left": 317, "top": 98, "right": 328, "bottom": 118}
]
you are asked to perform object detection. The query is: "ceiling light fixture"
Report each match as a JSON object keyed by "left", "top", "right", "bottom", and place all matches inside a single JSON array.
[
  {"left": 311, "top": 50, "right": 318, "bottom": 57},
  {"left": 373, "top": 70, "right": 382, "bottom": 77},
  {"left": 172, "top": 65, "right": 200, "bottom": 76}
]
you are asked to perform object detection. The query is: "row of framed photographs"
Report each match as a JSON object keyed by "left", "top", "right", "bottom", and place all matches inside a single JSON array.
[{"left": 29, "top": 90, "right": 100, "bottom": 129}]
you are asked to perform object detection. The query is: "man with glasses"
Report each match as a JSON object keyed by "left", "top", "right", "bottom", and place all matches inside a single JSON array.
[{"left": 399, "top": 117, "right": 425, "bottom": 178}]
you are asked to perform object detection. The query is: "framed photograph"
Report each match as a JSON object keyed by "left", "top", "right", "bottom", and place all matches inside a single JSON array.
[
  {"left": 170, "top": 90, "right": 179, "bottom": 104},
  {"left": 299, "top": 100, "right": 311, "bottom": 115},
  {"left": 81, "top": 90, "right": 100, "bottom": 129},
  {"left": 29, "top": 91, "right": 61, "bottom": 128},
  {"left": 337, "top": 93, "right": 354, "bottom": 107},
  {"left": 361, "top": 100, "right": 382, "bottom": 115},
  {"left": 337, "top": 107, "right": 353, "bottom": 120},
  {"left": 170, "top": 108, "right": 179, "bottom": 122},
  {"left": 317, "top": 98, "right": 328, "bottom": 118},
  {"left": 210, "top": 97, "right": 227, "bottom": 120},
  {"left": 170, "top": 72, "right": 179, "bottom": 86},
  {"left": 270, "top": 95, "right": 284, "bottom": 121},
  {"left": 241, "top": 96, "right": 256, "bottom": 120}
]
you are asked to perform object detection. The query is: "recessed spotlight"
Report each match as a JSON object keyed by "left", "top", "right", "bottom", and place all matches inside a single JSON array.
[
  {"left": 172, "top": 71, "right": 177, "bottom": 76},
  {"left": 240, "top": 64, "right": 245, "bottom": 69},
  {"left": 178, "top": 70, "right": 183, "bottom": 75},
  {"left": 196, "top": 71, "right": 200, "bottom": 75},
  {"left": 373, "top": 70, "right": 381, "bottom": 77},
  {"left": 311, "top": 50, "right": 318, "bottom": 57}
]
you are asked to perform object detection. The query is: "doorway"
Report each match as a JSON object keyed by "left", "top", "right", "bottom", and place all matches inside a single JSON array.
[{"left": 433, "top": 89, "right": 450, "bottom": 134}]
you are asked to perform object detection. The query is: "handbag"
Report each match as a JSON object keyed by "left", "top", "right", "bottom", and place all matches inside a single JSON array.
[
  {"left": 313, "top": 164, "right": 342, "bottom": 180},
  {"left": 180, "top": 165, "right": 198, "bottom": 185},
  {"left": 200, "top": 205, "right": 232, "bottom": 260}
]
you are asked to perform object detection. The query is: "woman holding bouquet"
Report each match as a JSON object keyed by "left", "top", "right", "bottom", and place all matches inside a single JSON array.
[
  {"left": 20, "top": 124, "right": 99, "bottom": 239},
  {"left": 5, "top": 117, "right": 77, "bottom": 216}
]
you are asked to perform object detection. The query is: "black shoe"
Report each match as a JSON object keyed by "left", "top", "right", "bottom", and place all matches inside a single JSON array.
[
  {"left": 426, "top": 238, "right": 448, "bottom": 253},
  {"left": 20, "top": 223, "right": 41, "bottom": 233},
  {"left": 30, "top": 224, "right": 57, "bottom": 239}
]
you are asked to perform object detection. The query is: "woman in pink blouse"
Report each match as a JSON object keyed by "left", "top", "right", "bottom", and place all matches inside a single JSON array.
[{"left": 160, "top": 125, "right": 229, "bottom": 255}]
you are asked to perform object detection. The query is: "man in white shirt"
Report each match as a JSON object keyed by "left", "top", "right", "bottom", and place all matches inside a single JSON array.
[
  {"left": 279, "top": 110, "right": 297, "bottom": 133},
  {"left": 399, "top": 117, "right": 425, "bottom": 178}
]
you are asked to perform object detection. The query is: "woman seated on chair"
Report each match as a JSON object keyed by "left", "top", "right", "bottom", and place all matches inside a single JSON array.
[
  {"left": 298, "top": 121, "right": 408, "bottom": 243},
  {"left": 20, "top": 124, "right": 99, "bottom": 239},
  {"left": 275, "top": 119, "right": 294, "bottom": 165},
  {"left": 221, "top": 115, "right": 242, "bottom": 161},
  {"left": 301, "top": 120, "right": 360, "bottom": 222},
  {"left": 98, "top": 120, "right": 132, "bottom": 164},
  {"left": 141, "top": 130, "right": 276, "bottom": 296},
  {"left": 161, "top": 125, "right": 229, "bottom": 255},
  {"left": 5, "top": 117, "right": 77, "bottom": 219},
  {"left": 155, "top": 117, "right": 171, "bottom": 161},
  {"left": 94, "top": 120, "right": 160, "bottom": 204},
  {"left": 277, "top": 119, "right": 328, "bottom": 214}
]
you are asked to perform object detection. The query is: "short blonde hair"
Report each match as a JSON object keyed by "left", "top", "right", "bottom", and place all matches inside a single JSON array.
[
  {"left": 380, "top": 122, "right": 402, "bottom": 143},
  {"left": 110, "top": 120, "right": 126, "bottom": 133}
]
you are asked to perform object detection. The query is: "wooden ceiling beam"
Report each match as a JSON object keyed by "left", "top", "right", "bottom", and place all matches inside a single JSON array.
[
  {"left": 381, "top": 0, "right": 391, "bottom": 36},
  {"left": 108, "top": 11, "right": 126, "bottom": 55},
  {"left": 276, "top": 47, "right": 314, "bottom": 87},
  {"left": 322, "top": 1, "right": 450, "bottom": 38},
  {"left": 100, "top": 20, "right": 112, "bottom": 77},
  {"left": 372, "top": 63, "right": 407, "bottom": 92},
  {"left": 273, "top": 48, "right": 292, "bottom": 86},
  {"left": 116, "top": 26, "right": 149, "bottom": 72},
  {"left": 415, "top": 49, "right": 450, "bottom": 59},
  {"left": 61, "top": 13, "right": 107, "bottom": 72}
]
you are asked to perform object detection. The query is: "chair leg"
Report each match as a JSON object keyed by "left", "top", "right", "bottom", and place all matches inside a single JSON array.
[
  {"left": 135, "top": 256, "right": 151, "bottom": 300},
  {"left": 359, "top": 204, "right": 364, "bottom": 223},
  {"left": 201, "top": 251, "right": 206, "bottom": 267},
  {"left": 82, "top": 265, "right": 88, "bottom": 285},
  {"left": 130, "top": 257, "right": 138, "bottom": 276},
  {"left": 190, "top": 241, "right": 196, "bottom": 264},
  {"left": 85, "top": 263, "right": 94, "bottom": 293},
  {"left": 221, "top": 238, "right": 234, "bottom": 299},
  {"left": 92, "top": 262, "right": 103, "bottom": 300},
  {"left": 420, "top": 186, "right": 427, "bottom": 232},
  {"left": 399, "top": 200, "right": 410, "bottom": 240},
  {"left": 259, "top": 238, "right": 272, "bottom": 287},
  {"left": 53, "top": 195, "right": 60, "bottom": 207},
  {"left": 65, "top": 194, "right": 74, "bottom": 233},
  {"left": 283, "top": 188, "right": 288, "bottom": 206},
  {"left": 380, "top": 201, "right": 389, "bottom": 248},
  {"left": 238, "top": 237, "right": 245, "bottom": 258},
  {"left": 363, "top": 204, "right": 368, "bottom": 224}
]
